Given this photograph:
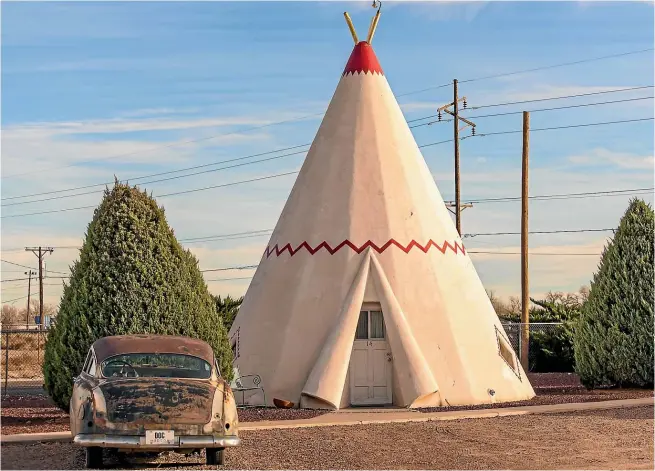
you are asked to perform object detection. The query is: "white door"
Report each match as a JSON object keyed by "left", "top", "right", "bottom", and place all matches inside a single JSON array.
[{"left": 350, "top": 309, "right": 393, "bottom": 406}]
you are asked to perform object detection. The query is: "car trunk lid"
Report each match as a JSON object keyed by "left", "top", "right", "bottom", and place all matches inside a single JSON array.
[{"left": 98, "top": 378, "right": 215, "bottom": 425}]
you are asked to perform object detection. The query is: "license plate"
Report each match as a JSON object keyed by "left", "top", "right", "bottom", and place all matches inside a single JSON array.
[{"left": 145, "top": 430, "right": 175, "bottom": 445}]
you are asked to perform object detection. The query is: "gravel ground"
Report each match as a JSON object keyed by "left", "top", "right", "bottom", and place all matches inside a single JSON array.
[
  {"left": 419, "top": 388, "right": 654, "bottom": 413},
  {"left": 2, "top": 373, "right": 652, "bottom": 435},
  {"left": 0, "top": 395, "right": 68, "bottom": 435},
  {"left": 2, "top": 406, "right": 652, "bottom": 470},
  {"left": 0, "top": 395, "right": 326, "bottom": 435},
  {"left": 526, "top": 372, "right": 583, "bottom": 388}
]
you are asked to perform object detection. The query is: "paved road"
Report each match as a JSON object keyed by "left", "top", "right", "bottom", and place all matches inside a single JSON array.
[{"left": 2, "top": 379, "right": 45, "bottom": 396}]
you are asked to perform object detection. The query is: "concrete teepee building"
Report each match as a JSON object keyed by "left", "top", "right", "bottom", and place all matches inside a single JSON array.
[{"left": 228, "top": 10, "right": 535, "bottom": 410}]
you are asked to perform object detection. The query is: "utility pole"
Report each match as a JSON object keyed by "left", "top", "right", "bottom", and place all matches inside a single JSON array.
[
  {"left": 437, "top": 79, "right": 477, "bottom": 236},
  {"left": 25, "top": 247, "right": 54, "bottom": 331},
  {"left": 520, "top": 111, "right": 530, "bottom": 371},
  {"left": 24, "top": 270, "right": 36, "bottom": 329}
]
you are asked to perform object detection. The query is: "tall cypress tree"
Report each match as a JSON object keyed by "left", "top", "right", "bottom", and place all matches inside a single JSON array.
[
  {"left": 213, "top": 295, "right": 243, "bottom": 332},
  {"left": 574, "top": 198, "right": 654, "bottom": 388},
  {"left": 43, "top": 182, "right": 233, "bottom": 410}
]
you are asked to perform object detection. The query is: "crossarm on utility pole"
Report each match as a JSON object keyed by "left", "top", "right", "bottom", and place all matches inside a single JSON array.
[{"left": 441, "top": 108, "right": 476, "bottom": 128}]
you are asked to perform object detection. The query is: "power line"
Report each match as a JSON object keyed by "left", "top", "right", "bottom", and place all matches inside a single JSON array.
[
  {"left": 1, "top": 116, "right": 651, "bottom": 219},
  {"left": 1, "top": 149, "right": 309, "bottom": 207},
  {"left": 4, "top": 86, "right": 652, "bottom": 205},
  {"left": 1, "top": 277, "right": 32, "bottom": 283},
  {"left": 2, "top": 294, "right": 30, "bottom": 304},
  {"left": 3, "top": 115, "right": 652, "bottom": 220},
  {"left": 410, "top": 95, "right": 654, "bottom": 129},
  {"left": 0, "top": 238, "right": 610, "bottom": 288},
  {"left": 467, "top": 187, "right": 655, "bottom": 204},
  {"left": 0, "top": 115, "right": 324, "bottom": 180},
  {"left": 467, "top": 85, "right": 654, "bottom": 110},
  {"left": 463, "top": 228, "right": 615, "bottom": 238},
  {"left": 1, "top": 204, "right": 98, "bottom": 219},
  {"left": 156, "top": 171, "right": 298, "bottom": 198},
  {"left": 200, "top": 264, "right": 259, "bottom": 273},
  {"left": 1, "top": 259, "right": 36, "bottom": 270},
  {"left": 394, "top": 48, "right": 655, "bottom": 96},
  {"left": 2, "top": 144, "right": 311, "bottom": 202},
  {"left": 205, "top": 276, "right": 254, "bottom": 282},
  {"left": 462, "top": 117, "right": 653, "bottom": 140},
  {"left": 468, "top": 251, "right": 599, "bottom": 256},
  {"left": 459, "top": 48, "right": 655, "bottom": 84},
  {"left": 466, "top": 96, "right": 653, "bottom": 119},
  {"left": 12, "top": 221, "right": 634, "bottom": 256}
]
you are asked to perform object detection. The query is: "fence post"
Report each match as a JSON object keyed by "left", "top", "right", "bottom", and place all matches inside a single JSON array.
[
  {"left": 4, "top": 331, "right": 9, "bottom": 396},
  {"left": 517, "top": 324, "right": 522, "bottom": 364}
]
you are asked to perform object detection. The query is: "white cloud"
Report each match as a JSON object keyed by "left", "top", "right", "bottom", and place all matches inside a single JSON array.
[
  {"left": 4, "top": 115, "right": 273, "bottom": 137},
  {"left": 118, "top": 107, "right": 201, "bottom": 118},
  {"left": 568, "top": 148, "right": 654, "bottom": 170},
  {"left": 470, "top": 238, "right": 608, "bottom": 301},
  {"left": 400, "top": 101, "right": 440, "bottom": 112}
]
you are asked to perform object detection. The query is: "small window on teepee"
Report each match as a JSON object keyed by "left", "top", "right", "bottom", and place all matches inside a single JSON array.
[{"left": 496, "top": 328, "right": 519, "bottom": 377}]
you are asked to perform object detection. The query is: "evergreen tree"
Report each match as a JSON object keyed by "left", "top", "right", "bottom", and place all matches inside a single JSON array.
[
  {"left": 43, "top": 182, "right": 233, "bottom": 410},
  {"left": 574, "top": 198, "right": 654, "bottom": 388},
  {"left": 212, "top": 295, "right": 243, "bottom": 332}
]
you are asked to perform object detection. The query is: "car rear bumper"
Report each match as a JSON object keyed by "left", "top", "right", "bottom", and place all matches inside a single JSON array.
[{"left": 73, "top": 433, "right": 240, "bottom": 449}]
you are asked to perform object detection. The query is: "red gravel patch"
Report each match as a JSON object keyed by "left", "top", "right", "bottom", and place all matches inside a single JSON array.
[
  {"left": 419, "top": 388, "right": 653, "bottom": 414},
  {"left": 527, "top": 372, "right": 583, "bottom": 389},
  {"left": 237, "top": 407, "right": 327, "bottom": 422},
  {"left": 1, "top": 395, "right": 68, "bottom": 435},
  {"left": 0, "top": 396, "right": 326, "bottom": 435},
  {"left": 2, "top": 374, "right": 651, "bottom": 435}
]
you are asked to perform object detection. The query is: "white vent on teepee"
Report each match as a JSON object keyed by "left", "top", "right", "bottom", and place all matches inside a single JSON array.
[{"left": 496, "top": 326, "right": 521, "bottom": 380}]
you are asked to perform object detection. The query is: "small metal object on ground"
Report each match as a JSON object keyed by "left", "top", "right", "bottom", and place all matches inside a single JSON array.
[{"left": 273, "top": 398, "right": 294, "bottom": 409}]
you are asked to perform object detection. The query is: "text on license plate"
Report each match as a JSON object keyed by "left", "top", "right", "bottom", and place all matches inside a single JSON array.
[{"left": 145, "top": 430, "right": 175, "bottom": 445}]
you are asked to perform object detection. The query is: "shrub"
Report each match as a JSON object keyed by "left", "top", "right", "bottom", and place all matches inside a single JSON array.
[
  {"left": 574, "top": 198, "right": 654, "bottom": 388},
  {"left": 493, "top": 290, "right": 585, "bottom": 372},
  {"left": 212, "top": 295, "right": 243, "bottom": 332},
  {"left": 43, "top": 182, "right": 233, "bottom": 410}
]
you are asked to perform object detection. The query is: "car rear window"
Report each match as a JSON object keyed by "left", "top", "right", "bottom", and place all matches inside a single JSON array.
[{"left": 101, "top": 353, "right": 212, "bottom": 379}]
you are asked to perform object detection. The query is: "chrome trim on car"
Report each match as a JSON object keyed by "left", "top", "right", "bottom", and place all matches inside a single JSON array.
[{"left": 73, "top": 433, "right": 240, "bottom": 448}]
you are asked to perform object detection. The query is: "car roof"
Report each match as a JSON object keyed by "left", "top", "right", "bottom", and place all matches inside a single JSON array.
[{"left": 91, "top": 335, "right": 215, "bottom": 364}]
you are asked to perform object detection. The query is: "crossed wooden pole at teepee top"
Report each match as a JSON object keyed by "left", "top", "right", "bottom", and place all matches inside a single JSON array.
[{"left": 344, "top": 1, "right": 382, "bottom": 45}]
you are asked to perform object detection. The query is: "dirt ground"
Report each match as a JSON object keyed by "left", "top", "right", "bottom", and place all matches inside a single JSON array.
[
  {"left": 1, "top": 381, "right": 653, "bottom": 435},
  {"left": 1, "top": 406, "right": 653, "bottom": 470},
  {"left": 0, "top": 395, "right": 328, "bottom": 435}
]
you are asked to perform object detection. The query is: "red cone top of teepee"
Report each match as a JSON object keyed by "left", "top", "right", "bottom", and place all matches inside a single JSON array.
[{"left": 342, "top": 41, "right": 384, "bottom": 76}]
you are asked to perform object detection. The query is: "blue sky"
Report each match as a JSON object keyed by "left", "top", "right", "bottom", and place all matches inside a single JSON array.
[{"left": 1, "top": 0, "right": 653, "bottom": 306}]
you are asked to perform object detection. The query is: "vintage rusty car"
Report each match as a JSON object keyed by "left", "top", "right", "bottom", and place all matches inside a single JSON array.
[{"left": 70, "top": 334, "right": 240, "bottom": 468}]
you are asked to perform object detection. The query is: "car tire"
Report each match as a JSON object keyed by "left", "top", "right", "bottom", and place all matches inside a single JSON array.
[
  {"left": 206, "top": 448, "right": 225, "bottom": 466},
  {"left": 85, "top": 447, "right": 103, "bottom": 469}
]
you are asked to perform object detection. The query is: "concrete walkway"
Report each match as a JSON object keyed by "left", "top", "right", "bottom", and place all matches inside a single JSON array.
[{"left": 2, "top": 396, "right": 652, "bottom": 445}]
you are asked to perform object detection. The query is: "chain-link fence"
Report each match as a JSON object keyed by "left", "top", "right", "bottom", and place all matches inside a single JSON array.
[
  {"left": 501, "top": 322, "right": 574, "bottom": 373},
  {"left": 1, "top": 329, "right": 49, "bottom": 395}
]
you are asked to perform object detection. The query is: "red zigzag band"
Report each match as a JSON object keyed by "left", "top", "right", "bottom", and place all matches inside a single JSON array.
[{"left": 264, "top": 239, "right": 466, "bottom": 258}]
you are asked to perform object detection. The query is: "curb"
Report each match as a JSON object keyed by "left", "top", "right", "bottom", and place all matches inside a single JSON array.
[
  {"left": 240, "top": 396, "right": 654, "bottom": 431},
  {"left": 2, "top": 397, "right": 652, "bottom": 444}
]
